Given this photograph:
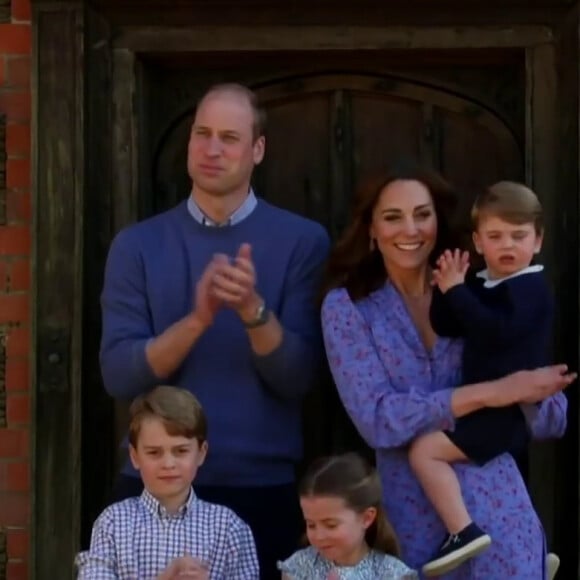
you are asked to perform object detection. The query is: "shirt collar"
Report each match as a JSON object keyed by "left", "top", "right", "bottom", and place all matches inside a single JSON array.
[
  {"left": 476, "top": 264, "right": 544, "bottom": 288},
  {"left": 187, "top": 189, "right": 257, "bottom": 227},
  {"left": 140, "top": 487, "right": 196, "bottom": 519}
]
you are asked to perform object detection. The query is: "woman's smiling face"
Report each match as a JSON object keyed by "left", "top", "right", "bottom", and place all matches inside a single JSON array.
[{"left": 369, "top": 179, "right": 438, "bottom": 275}]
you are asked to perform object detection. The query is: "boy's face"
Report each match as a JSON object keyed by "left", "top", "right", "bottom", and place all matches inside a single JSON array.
[
  {"left": 473, "top": 215, "right": 542, "bottom": 279},
  {"left": 129, "top": 416, "right": 207, "bottom": 507}
]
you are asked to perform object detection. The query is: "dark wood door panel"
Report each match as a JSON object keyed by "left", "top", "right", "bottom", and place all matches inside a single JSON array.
[
  {"left": 152, "top": 71, "right": 523, "bottom": 231},
  {"left": 351, "top": 93, "right": 425, "bottom": 182},
  {"left": 146, "top": 69, "right": 524, "bottom": 468},
  {"left": 253, "top": 94, "right": 331, "bottom": 227}
]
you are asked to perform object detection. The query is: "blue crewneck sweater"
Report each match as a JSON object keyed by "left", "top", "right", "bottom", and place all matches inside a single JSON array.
[{"left": 100, "top": 199, "right": 330, "bottom": 486}]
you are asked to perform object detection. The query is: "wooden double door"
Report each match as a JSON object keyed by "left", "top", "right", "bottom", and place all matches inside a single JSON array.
[
  {"left": 145, "top": 63, "right": 524, "bottom": 466},
  {"left": 83, "top": 55, "right": 526, "bottom": 542},
  {"left": 151, "top": 69, "right": 523, "bottom": 237}
]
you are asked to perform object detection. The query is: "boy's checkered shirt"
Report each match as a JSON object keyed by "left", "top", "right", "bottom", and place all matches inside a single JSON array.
[{"left": 75, "top": 488, "right": 259, "bottom": 579}]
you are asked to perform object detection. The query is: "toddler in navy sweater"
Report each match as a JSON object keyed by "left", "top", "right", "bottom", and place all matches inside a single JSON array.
[{"left": 409, "top": 182, "right": 553, "bottom": 576}]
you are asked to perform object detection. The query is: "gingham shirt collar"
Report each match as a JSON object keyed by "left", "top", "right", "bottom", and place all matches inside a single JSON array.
[{"left": 139, "top": 487, "right": 195, "bottom": 519}]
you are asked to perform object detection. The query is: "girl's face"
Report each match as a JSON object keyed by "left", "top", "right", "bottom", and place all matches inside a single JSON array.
[
  {"left": 369, "top": 179, "right": 438, "bottom": 276},
  {"left": 300, "top": 495, "right": 376, "bottom": 567}
]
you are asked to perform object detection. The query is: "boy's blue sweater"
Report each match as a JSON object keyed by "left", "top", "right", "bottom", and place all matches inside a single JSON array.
[
  {"left": 430, "top": 268, "right": 553, "bottom": 383},
  {"left": 100, "top": 199, "right": 330, "bottom": 487}
]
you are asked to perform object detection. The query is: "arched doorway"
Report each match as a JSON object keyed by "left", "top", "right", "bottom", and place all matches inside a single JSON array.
[
  {"left": 150, "top": 72, "right": 523, "bottom": 466},
  {"left": 152, "top": 73, "right": 522, "bottom": 231}
]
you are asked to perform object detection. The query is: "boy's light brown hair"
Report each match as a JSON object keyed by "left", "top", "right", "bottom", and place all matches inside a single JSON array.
[
  {"left": 128, "top": 386, "right": 207, "bottom": 448},
  {"left": 471, "top": 181, "right": 543, "bottom": 235}
]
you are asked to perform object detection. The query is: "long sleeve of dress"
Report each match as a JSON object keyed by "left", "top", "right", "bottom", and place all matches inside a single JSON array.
[
  {"left": 525, "top": 391, "right": 568, "bottom": 439},
  {"left": 321, "top": 288, "right": 456, "bottom": 449}
]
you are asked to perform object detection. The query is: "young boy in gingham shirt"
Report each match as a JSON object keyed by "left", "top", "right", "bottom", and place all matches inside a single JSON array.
[{"left": 76, "top": 386, "right": 259, "bottom": 579}]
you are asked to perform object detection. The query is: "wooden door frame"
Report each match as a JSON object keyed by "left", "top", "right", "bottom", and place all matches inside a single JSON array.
[{"left": 31, "top": 1, "right": 579, "bottom": 577}]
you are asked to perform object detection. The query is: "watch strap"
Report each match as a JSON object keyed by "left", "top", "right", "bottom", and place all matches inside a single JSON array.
[{"left": 243, "top": 303, "right": 270, "bottom": 328}]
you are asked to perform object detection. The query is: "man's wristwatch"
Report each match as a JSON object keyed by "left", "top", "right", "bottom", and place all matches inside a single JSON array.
[{"left": 242, "top": 302, "right": 270, "bottom": 328}]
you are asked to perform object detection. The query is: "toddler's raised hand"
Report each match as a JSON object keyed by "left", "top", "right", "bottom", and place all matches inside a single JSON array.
[{"left": 432, "top": 249, "right": 469, "bottom": 293}]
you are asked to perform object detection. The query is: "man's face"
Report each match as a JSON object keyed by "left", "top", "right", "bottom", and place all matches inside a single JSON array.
[{"left": 187, "top": 91, "right": 265, "bottom": 197}]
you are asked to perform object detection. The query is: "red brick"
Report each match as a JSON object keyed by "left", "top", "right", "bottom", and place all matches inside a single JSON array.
[
  {"left": 0, "top": 91, "right": 31, "bottom": 122},
  {"left": 11, "top": 0, "right": 32, "bottom": 23},
  {"left": 6, "top": 124, "right": 30, "bottom": 157},
  {"left": 0, "top": 26, "right": 31, "bottom": 54},
  {"left": 0, "top": 294, "right": 29, "bottom": 323},
  {"left": 6, "top": 528, "right": 29, "bottom": 560},
  {"left": 8, "top": 462, "right": 29, "bottom": 492},
  {"left": 0, "top": 492, "right": 29, "bottom": 525},
  {"left": 5, "top": 57, "right": 29, "bottom": 89},
  {"left": 6, "top": 560, "right": 28, "bottom": 579},
  {"left": 6, "top": 394, "right": 30, "bottom": 425},
  {"left": 6, "top": 191, "right": 31, "bottom": 224},
  {"left": 6, "top": 158, "right": 30, "bottom": 189},
  {"left": 6, "top": 325, "right": 29, "bottom": 358},
  {"left": 0, "top": 461, "right": 29, "bottom": 492},
  {"left": 0, "top": 262, "right": 8, "bottom": 291},
  {"left": 0, "top": 226, "right": 30, "bottom": 255},
  {"left": 0, "top": 429, "right": 28, "bottom": 458},
  {"left": 8, "top": 260, "right": 30, "bottom": 291},
  {"left": 5, "top": 358, "right": 29, "bottom": 392},
  {"left": 6, "top": 159, "right": 30, "bottom": 189},
  {"left": 0, "top": 57, "right": 5, "bottom": 87}
]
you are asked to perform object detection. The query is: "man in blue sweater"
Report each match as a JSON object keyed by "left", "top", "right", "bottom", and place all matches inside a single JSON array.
[{"left": 100, "top": 83, "right": 330, "bottom": 579}]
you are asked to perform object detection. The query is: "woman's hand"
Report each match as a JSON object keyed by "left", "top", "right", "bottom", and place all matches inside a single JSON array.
[{"left": 488, "top": 365, "right": 576, "bottom": 407}]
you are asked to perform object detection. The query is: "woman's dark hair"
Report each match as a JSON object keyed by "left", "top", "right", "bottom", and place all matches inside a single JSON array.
[
  {"left": 299, "top": 453, "right": 401, "bottom": 557},
  {"left": 323, "top": 162, "right": 459, "bottom": 301}
]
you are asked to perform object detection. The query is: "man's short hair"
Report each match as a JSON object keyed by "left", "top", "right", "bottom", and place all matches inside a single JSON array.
[
  {"left": 196, "top": 82, "right": 266, "bottom": 141},
  {"left": 128, "top": 386, "right": 207, "bottom": 447}
]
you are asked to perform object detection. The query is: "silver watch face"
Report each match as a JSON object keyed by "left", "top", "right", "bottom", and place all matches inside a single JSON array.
[
  {"left": 245, "top": 303, "right": 268, "bottom": 327},
  {"left": 255, "top": 304, "right": 266, "bottom": 320}
]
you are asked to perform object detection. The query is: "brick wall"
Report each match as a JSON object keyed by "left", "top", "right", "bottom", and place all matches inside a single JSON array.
[{"left": 0, "top": 0, "right": 32, "bottom": 578}]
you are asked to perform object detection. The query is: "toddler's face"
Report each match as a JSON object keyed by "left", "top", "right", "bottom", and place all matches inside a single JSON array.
[
  {"left": 129, "top": 417, "right": 207, "bottom": 507},
  {"left": 473, "top": 215, "right": 542, "bottom": 279},
  {"left": 300, "top": 495, "right": 376, "bottom": 567}
]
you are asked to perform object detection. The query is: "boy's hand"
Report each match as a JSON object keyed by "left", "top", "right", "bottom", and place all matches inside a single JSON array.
[
  {"left": 158, "top": 556, "right": 209, "bottom": 580},
  {"left": 432, "top": 249, "right": 469, "bottom": 293}
]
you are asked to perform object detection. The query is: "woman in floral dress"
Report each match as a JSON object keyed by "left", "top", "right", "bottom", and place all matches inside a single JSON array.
[{"left": 321, "top": 165, "right": 573, "bottom": 579}]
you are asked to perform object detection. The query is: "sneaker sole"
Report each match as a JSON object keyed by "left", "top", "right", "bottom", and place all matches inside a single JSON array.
[
  {"left": 422, "top": 535, "right": 492, "bottom": 577},
  {"left": 547, "top": 553, "right": 560, "bottom": 580}
]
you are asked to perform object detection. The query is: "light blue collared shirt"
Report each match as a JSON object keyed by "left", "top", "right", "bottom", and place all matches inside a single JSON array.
[{"left": 187, "top": 189, "right": 258, "bottom": 227}]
